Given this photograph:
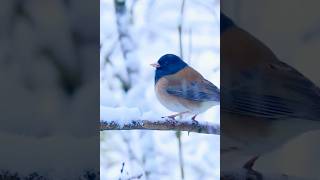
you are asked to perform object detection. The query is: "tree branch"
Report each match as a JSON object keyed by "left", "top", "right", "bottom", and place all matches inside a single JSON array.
[{"left": 100, "top": 118, "right": 220, "bottom": 135}]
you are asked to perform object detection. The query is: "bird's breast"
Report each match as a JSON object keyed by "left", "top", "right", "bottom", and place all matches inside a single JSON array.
[{"left": 155, "top": 78, "right": 188, "bottom": 112}]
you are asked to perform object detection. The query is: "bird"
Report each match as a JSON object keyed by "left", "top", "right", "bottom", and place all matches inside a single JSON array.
[
  {"left": 220, "top": 12, "right": 320, "bottom": 175},
  {"left": 150, "top": 54, "right": 220, "bottom": 122}
]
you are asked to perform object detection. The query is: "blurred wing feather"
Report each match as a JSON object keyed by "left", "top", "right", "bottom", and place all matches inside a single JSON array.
[{"left": 223, "top": 61, "right": 320, "bottom": 120}]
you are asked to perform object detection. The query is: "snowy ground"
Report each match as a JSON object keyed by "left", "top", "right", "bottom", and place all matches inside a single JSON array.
[{"left": 100, "top": 0, "right": 220, "bottom": 179}]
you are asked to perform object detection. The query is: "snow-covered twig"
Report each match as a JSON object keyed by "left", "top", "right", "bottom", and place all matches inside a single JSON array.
[
  {"left": 114, "top": 0, "right": 139, "bottom": 91},
  {"left": 100, "top": 118, "right": 220, "bottom": 135}
]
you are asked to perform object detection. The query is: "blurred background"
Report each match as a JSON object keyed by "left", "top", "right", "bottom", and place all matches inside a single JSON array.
[
  {"left": 223, "top": 0, "right": 320, "bottom": 178},
  {"left": 100, "top": 0, "right": 220, "bottom": 179},
  {"left": 0, "top": 0, "right": 99, "bottom": 179}
]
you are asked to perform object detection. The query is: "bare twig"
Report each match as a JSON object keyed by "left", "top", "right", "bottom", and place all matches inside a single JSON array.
[
  {"left": 178, "top": 1, "right": 186, "bottom": 178},
  {"left": 119, "top": 162, "right": 143, "bottom": 180},
  {"left": 187, "top": 28, "right": 192, "bottom": 63},
  {"left": 127, "top": 174, "right": 143, "bottom": 180},
  {"left": 100, "top": 118, "right": 220, "bottom": 135},
  {"left": 129, "top": 0, "right": 138, "bottom": 23},
  {"left": 178, "top": 0, "right": 186, "bottom": 60},
  {"left": 102, "top": 39, "right": 118, "bottom": 67},
  {"left": 176, "top": 131, "right": 184, "bottom": 180}
]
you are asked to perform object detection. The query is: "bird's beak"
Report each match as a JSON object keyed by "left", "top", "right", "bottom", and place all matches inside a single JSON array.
[{"left": 150, "top": 63, "right": 160, "bottom": 68}]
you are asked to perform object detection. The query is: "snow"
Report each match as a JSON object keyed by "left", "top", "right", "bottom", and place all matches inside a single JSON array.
[
  {"left": 100, "top": 106, "right": 141, "bottom": 127},
  {"left": 100, "top": 0, "right": 220, "bottom": 179}
]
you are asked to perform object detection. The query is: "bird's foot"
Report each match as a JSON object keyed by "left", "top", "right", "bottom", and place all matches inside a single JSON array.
[
  {"left": 191, "top": 115, "right": 199, "bottom": 125},
  {"left": 167, "top": 115, "right": 177, "bottom": 120},
  {"left": 192, "top": 119, "right": 199, "bottom": 125},
  {"left": 242, "top": 169, "right": 263, "bottom": 180},
  {"left": 221, "top": 170, "right": 263, "bottom": 180},
  {"left": 161, "top": 114, "right": 176, "bottom": 120},
  {"left": 221, "top": 156, "right": 262, "bottom": 180},
  {"left": 243, "top": 156, "right": 263, "bottom": 180},
  {"left": 243, "top": 155, "right": 259, "bottom": 169},
  {"left": 162, "top": 112, "right": 189, "bottom": 120}
]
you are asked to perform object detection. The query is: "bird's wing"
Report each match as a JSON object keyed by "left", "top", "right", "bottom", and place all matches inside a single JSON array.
[
  {"left": 166, "top": 80, "right": 219, "bottom": 102},
  {"left": 223, "top": 60, "right": 320, "bottom": 120},
  {"left": 166, "top": 78, "right": 220, "bottom": 102}
]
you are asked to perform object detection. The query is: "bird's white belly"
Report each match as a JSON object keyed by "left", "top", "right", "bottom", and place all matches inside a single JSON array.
[
  {"left": 193, "top": 101, "right": 218, "bottom": 114},
  {"left": 156, "top": 91, "right": 189, "bottom": 112},
  {"left": 156, "top": 87, "right": 217, "bottom": 113}
]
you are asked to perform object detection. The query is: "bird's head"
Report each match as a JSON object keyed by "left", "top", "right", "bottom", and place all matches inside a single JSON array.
[{"left": 151, "top": 54, "right": 188, "bottom": 84}]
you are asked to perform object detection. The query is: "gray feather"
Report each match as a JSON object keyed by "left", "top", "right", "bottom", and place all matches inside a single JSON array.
[
  {"left": 222, "top": 61, "right": 320, "bottom": 120},
  {"left": 166, "top": 80, "right": 220, "bottom": 102}
]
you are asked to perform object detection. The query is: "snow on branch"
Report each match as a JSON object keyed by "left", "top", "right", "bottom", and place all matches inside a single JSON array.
[
  {"left": 100, "top": 118, "right": 220, "bottom": 134},
  {"left": 100, "top": 106, "right": 220, "bottom": 134}
]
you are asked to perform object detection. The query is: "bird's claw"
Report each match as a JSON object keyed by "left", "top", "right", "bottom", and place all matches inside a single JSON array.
[
  {"left": 192, "top": 119, "right": 199, "bottom": 125},
  {"left": 243, "top": 156, "right": 259, "bottom": 170},
  {"left": 191, "top": 114, "right": 198, "bottom": 125},
  {"left": 221, "top": 168, "right": 263, "bottom": 180},
  {"left": 243, "top": 156, "right": 263, "bottom": 180},
  {"left": 243, "top": 169, "right": 263, "bottom": 180},
  {"left": 162, "top": 115, "right": 176, "bottom": 120}
]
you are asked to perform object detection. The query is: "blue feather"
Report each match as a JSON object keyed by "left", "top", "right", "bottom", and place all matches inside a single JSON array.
[{"left": 154, "top": 54, "right": 187, "bottom": 84}]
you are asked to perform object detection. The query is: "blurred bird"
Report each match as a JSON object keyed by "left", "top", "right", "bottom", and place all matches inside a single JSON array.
[
  {"left": 150, "top": 54, "right": 220, "bottom": 121},
  {"left": 221, "top": 12, "right": 320, "bottom": 172}
]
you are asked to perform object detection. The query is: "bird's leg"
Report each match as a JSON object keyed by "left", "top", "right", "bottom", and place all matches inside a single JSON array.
[
  {"left": 243, "top": 155, "right": 263, "bottom": 180},
  {"left": 243, "top": 155, "right": 259, "bottom": 169},
  {"left": 162, "top": 111, "right": 189, "bottom": 120},
  {"left": 191, "top": 114, "right": 199, "bottom": 125}
]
